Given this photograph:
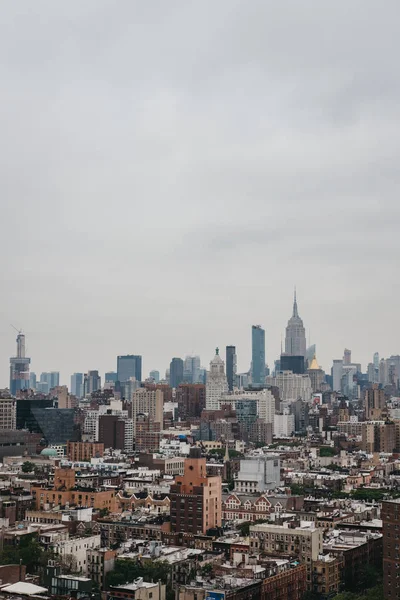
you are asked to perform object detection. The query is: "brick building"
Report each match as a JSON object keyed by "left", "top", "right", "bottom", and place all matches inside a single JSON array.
[
  {"left": 98, "top": 414, "right": 126, "bottom": 450},
  {"left": 262, "top": 563, "right": 306, "bottom": 600},
  {"left": 325, "top": 530, "right": 383, "bottom": 591},
  {"left": 170, "top": 447, "right": 221, "bottom": 535},
  {"left": 176, "top": 384, "right": 206, "bottom": 419},
  {"left": 31, "top": 467, "right": 117, "bottom": 512},
  {"left": 222, "top": 492, "right": 303, "bottom": 522},
  {"left": 311, "top": 554, "right": 343, "bottom": 599},
  {"left": 383, "top": 499, "right": 400, "bottom": 599},
  {"left": 135, "top": 413, "right": 161, "bottom": 452},
  {"left": 67, "top": 441, "right": 104, "bottom": 462}
]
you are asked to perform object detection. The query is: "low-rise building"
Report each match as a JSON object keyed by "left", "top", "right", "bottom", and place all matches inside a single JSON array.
[
  {"left": 52, "top": 534, "right": 101, "bottom": 574},
  {"left": 262, "top": 562, "right": 307, "bottom": 600},
  {"left": 87, "top": 548, "right": 116, "bottom": 590},
  {"left": 31, "top": 467, "right": 117, "bottom": 512},
  {"left": 107, "top": 578, "right": 166, "bottom": 600},
  {"left": 222, "top": 493, "right": 303, "bottom": 522},
  {"left": 311, "top": 554, "right": 343, "bottom": 599}
]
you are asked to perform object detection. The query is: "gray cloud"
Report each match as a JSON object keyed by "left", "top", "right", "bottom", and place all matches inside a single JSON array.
[{"left": 1, "top": 0, "right": 400, "bottom": 384}]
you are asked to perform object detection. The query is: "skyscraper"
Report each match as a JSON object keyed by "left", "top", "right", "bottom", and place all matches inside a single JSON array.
[
  {"left": 29, "top": 372, "right": 37, "bottom": 390},
  {"left": 332, "top": 360, "right": 344, "bottom": 393},
  {"left": 343, "top": 348, "right": 351, "bottom": 365},
  {"left": 70, "top": 373, "right": 84, "bottom": 397},
  {"left": 84, "top": 370, "right": 101, "bottom": 395},
  {"left": 104, "top": 371, "right": 118, "bottom": 383},
  {"left": 149, "top": 370, "right": 160, "bottom": 383},
  {"left": 284, "top": 291, "right": 306, "bottom": 358},
  {"left": 39, "top": 372, "right": 60, "bottom": 393},
  {"left": 117, "top": 355, "right": 142, "bottom": 383},
  {"left": 226, "top": 345, "right": 237, "bottom": 391},
  {"left": 251, "top": 326, "right": 265, "bottom": 387},
  {"left": 307, "top": 354, "right": 326, "bottom": 393},
  {"left": 206, "top": 348, "right": 228, "bottom": 410},
  {"left": 184, "top": 356, "right": 201, "bottom": 383},
  {"left": 9, "top": 332, "right": 31, "bottom": 396},
  {"left": 306, "top": 344, "right": 316, "bottom": 368},
  {"left": 170, "top": 357, "right": 184, "bottom": 388}
]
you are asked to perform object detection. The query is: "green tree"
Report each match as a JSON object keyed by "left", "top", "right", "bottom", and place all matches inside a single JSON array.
[
  {"left": 319, "top": 446, "right": 336, "bottom": 457},
  {"left": 201, "top": 563, "right": 213, "bottom": 577},
  {"left": 0, "top": 536, "right": 52, "bottom": 574},
  {"left": 290, "top": 483, "right": 306, "bottom": 496},
  {"left": 237, "top": 519, "right": 269, "bottom": 536},
  {"left": 356, "top": 565, "right": 383, "bottom": 593},
  {"left": 21, "top": 461, "right": 35, "bottom": 473},
  {"left": 106, "top": 559, "right": 172, "bottom": 589},
  {"left": 302, "top": 592, "right": 322, "bottom": 600},
  {"left": 334, "top": 585, "right": 384, "bottom": 600}
]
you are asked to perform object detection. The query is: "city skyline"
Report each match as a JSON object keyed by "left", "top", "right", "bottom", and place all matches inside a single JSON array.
[
  {"left": 1, "top": 2, "right": 400, "bottom": 388},
  {"left": 2, "top": 297, "right": 396, "bottom": 389}
]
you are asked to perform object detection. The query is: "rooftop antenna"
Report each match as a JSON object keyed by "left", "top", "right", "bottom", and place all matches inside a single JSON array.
[{"left": 11, "top": 324, "right": 22, "bottom": 334}]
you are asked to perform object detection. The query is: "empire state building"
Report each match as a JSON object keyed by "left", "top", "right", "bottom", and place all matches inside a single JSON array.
[{"left": 285, "top": 291, "right": 307, "bottom": 358}]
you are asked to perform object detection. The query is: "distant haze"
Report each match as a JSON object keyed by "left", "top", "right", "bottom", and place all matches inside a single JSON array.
[{"left": 1, "top": 1, "right": 399, "bottom": 386}]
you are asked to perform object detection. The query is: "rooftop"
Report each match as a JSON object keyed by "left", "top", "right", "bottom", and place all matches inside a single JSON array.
[
  {"left": 0, "top": 582, "right": 48, "bottom": 596},
  {"left": 111, "top": 580, "right": 158, "bottom": 591}
]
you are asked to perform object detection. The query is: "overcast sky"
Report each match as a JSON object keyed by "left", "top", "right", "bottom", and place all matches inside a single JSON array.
[{"left": 1, "top": 0, "right": 399, "bottom": 386}]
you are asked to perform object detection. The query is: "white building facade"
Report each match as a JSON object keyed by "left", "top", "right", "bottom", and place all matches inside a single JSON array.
[
  {"left": 52, "top": 534, "right": 101, "bottom": 574},
  {"left": 219, "top": 389, "right": 275, "bottom": 424},
  {"left": 266, "top": 371, "right": 312, "bottom": 402},
  {"left": 274, "top": 413, "right": 295, "bottom": 437},
  {"left": 0, "top": 397, "right": 16, "bottom": 430},
  {"left": 234, "top": 455, "right": 281, "bottom": 493},
  {"left": 206, "top": 349, "right": 228, "bottom": 410}
]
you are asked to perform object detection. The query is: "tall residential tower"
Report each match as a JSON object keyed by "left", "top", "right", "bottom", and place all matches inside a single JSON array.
[
  {"left": 9, "top": 331, "right": 31, "bottom": 396},
  {"left": 251, "top": 326, "right": 265, "bottom": 387},
  {"left": 226, "top": 345, "right": 237, "bottom": 391}
]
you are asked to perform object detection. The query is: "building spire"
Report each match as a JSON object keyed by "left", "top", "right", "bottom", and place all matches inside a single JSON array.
[
  {"left": 224, "top": 441, "right": 229, "bottom": 462},
  {"left": 293, "top": 287, "right": 298, "bottom": 317}
]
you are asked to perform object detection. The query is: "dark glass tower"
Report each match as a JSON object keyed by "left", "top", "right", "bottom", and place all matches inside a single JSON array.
[
  {"left": 117, "top": 355, "right": 142, "bottom": 383},
  {"left": 251, "top": 325, "right": 265, "bottom": 387},
  {"left": 226, "top": 345, "right": 237, "bottom": 391},
  {"left": 170, "top": 357, "right": 184, "bottom": 389}
]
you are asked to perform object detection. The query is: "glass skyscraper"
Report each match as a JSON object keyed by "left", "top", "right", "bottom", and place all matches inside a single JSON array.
[
  {"left": 70, "top": 373, "right": 84, "bottom": 397},
  {"left": 39, "top": 372, "right": 60, "bottom": 393},
  {"left": 105, "top": 371, "right": 118, "bottom": 383},
  {"left": 251, "top": 325, "right": 265, "bottom": 387},
  {"left": 9, "top": 332, "right": 30, "bottom": 396},
  {"left": 117, "top": 355, "right": 142, "bottom": 383},
  {"left": 170, "top": 357, "right": 184, "bottom": 388},
  {"left": 226, "top": 345, "right": 237, "bottom": 391},
  {"left": 149, "top": 370, "right": 160, "bottom": 383}
]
